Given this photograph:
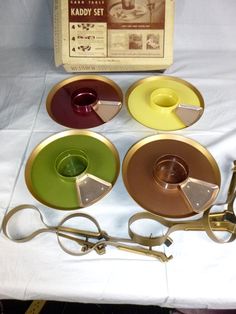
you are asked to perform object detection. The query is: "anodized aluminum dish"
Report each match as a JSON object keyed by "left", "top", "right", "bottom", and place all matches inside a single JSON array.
[
  {"left": 122, "top": 134, "right": 220, "bottom": 218},
  {"left": 25, "top": 130, "right": 120, "bottom": 210},
  {"left": 46, "top": 75, "right": 123, "bottom": 129},
  {"left": 126, "top": 76, "right": 204, "bottom": 131}
]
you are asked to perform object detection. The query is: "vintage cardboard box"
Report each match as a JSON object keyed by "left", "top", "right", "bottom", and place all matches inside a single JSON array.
[{"left": 54, "top": 0, "right": 175, "bottom": 72}]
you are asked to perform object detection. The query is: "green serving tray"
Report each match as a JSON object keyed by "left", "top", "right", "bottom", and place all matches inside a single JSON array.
[{"left": 25, "top": 130, "right": 120, "bottom": 210}]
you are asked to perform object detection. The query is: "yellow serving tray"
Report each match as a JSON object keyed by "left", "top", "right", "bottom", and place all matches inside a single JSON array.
[{"left": 126, "top": 76, "right": 204, "bottom": 131}]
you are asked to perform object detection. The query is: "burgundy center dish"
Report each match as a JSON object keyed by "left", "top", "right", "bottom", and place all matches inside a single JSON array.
[{"left": 46, "top": 75, "right": 123, "bottom": 129}]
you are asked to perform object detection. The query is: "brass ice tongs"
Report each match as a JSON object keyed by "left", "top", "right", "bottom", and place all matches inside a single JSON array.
[
  {"left": 2, "top": 205, "right": 171, "bottom": 262},
  {"left": 128, "top": 161, "right": 236, "bottom": 247}
]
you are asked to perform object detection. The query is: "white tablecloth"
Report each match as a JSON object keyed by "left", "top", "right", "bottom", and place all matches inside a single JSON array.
[{"left": 0, "top": 0, "right": 236, "bottom": 308}]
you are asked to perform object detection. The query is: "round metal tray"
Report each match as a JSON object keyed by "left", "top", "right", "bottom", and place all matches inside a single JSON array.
[
  {"left": 123, "top": 134, "right": 220, "bottom": 218},
  {"left": 47, "top": 75, "right": 123, "bottom": 129},
  {"left": 25, "top": 130, "right": 120, "bottom": 210},
  {"left": 126, "top": 76, "right": 204, "bottom": 131}
]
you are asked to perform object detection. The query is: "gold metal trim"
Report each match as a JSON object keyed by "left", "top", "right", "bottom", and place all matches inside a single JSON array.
[
  {"left": 25, "top": 130, "right": 120, "bottom": 210},
  {"left": 122, "top": 134, "right": 221, "bottom": 215},
  {"left": 46, "top": 75, "right": 123, "bottom": 127},
  {"left": 125, "top": 75, "right": 205, "bottom": 130}
]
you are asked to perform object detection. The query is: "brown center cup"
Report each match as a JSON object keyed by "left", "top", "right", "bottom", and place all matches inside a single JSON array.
[{"left": 153, "top": 155, "right": 189, "bottom": 190}]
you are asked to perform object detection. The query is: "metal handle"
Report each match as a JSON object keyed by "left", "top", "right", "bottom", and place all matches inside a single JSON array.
[{"left": 2, "top": 205, "right": 55, "bottom": 242}]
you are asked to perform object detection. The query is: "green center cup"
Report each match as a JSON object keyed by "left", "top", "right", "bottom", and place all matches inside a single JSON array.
[{"left": 55, "top": 150, "right": 88, "bottom": 180}]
